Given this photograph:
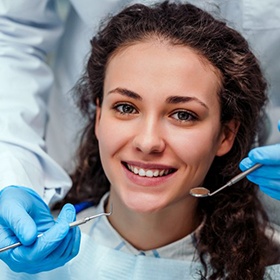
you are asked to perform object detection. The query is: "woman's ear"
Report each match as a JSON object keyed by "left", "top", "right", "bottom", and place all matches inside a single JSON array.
[
  {"left": 216, "top": 119, "right": 240, "bottom": 156},
  {"left": 95, "top": 99, "right": 101, "bottom": 140}
]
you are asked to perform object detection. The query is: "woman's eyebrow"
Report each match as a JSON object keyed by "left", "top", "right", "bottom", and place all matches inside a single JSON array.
[
  {"left": 108, "top": 88, "right": 208, "bottom": 109},
  {"left": 166, "top": 95, "right": 208, "bottom": 109},
  {"left": 108, "top": 87, "right": 142, "bottom": 100}
]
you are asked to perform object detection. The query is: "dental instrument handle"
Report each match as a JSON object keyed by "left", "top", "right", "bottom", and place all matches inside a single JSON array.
[
  {"left": 227, "top": 163, "right": 262, "bottom": 185},
  {"left": 68, "top": 211, "right": 111, "bottom": 227},
  {"left": 0, "top": 208, "right": 112, "bottom": 253},
  {"left": 209, "top": 163, "right": 262, "bottom": 196}
]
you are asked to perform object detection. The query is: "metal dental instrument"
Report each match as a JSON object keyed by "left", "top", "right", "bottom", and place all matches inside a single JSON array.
[
  {"left": 190, "top": 163, "right": 262, "bottom": 198},
  {"left": 0, "top": 204, "right": 113, "bottom": 253}
]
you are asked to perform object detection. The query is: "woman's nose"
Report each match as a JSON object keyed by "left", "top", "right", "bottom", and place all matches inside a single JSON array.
[{"left": 132, "top": 119, "right": 166, "bottom": 154}]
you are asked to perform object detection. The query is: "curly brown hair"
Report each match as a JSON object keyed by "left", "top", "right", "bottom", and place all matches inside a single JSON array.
[{"left": 62, "top": 1, "right": 279, "bottom": 279}]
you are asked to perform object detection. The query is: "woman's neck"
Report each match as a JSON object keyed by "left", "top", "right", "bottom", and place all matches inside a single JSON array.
[{"left": 106, "top": 194, "right": 201, "bottom": 251}]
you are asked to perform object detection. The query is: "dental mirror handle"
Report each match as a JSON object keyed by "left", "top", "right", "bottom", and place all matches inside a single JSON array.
[
  {"left": 227, "top": 163, "right": 262, "bottom": 185},
  {"left": 209, "top": 163, "right": 262, "bottom": 196}
]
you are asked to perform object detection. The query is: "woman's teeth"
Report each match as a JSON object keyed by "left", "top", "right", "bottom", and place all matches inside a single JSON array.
[{"left": 127, "top": 164, "right": 171, "bottom": 177}]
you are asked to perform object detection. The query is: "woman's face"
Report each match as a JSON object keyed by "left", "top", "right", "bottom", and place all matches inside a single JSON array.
[{"left": 95, "top": 40, "right": 236, "bottom": 214}]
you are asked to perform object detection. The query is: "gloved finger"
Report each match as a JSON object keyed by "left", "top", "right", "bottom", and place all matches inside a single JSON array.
[
  {"left": 12, "top": 187, "right": 54, "bottom": 232},
  {"left": 240, "top": 156, "right": 280, "bottom": 179},
  {"left": 278, "top": 119, "right": 280, "bottom": 131},
  {"left": 0, "top": 202, "right": 37, "bottom": 246},
  {"left": 51, "top": 204, "right": 80, "bottom": 260},
  {"left": 48, "top": 204, "right": 80, "bottom": 262},
  {"left": 248, "top": 144, "right": 280, "bottom": 164},
  {"left": 0, "top": 186, "right": 54, "bottom": 245},
  {"left": 239, "top": 157, "right": 256, "bottom": 171},
  {"left": 12, "top": 204, "right": 75, "bottom": 262}
]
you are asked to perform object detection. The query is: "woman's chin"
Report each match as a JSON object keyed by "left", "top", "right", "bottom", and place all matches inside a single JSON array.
[{"left": 123, "top": 195, "right": 168, "bottom": 214}]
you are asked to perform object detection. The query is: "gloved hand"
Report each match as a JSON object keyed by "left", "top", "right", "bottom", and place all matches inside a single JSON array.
[
  {"left": 239, "top": 120, "right": 280, "bottom": 200},
  {"left": 0, "top": 186, "right": 81, "bottom": 273}
]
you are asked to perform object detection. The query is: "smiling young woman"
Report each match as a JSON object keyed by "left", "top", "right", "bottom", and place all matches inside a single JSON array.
[{"left": 94, "top": 41, "right": 237, "bottom": 249}]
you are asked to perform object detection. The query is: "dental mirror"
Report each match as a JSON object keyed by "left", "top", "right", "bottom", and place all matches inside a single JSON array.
[{"left": 190, "top": 163, "right": 262, "bottom": 198}]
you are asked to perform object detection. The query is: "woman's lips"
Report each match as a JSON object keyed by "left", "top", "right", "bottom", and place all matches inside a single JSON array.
[{"left": 122, "top": 161, "right": 176, "bottom": 186}]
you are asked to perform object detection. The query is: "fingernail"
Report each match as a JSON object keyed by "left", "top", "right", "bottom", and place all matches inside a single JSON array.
[{"left": 63, "top": 204, "right": 75, "bottom": 221}]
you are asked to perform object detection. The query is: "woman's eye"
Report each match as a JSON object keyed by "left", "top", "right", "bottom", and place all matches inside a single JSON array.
[
  {"left": 171, "top": 110, "right": 197, "bottom": 122},
  {"left": 114, "top": 103, "right": 137, "bottom": 114}
]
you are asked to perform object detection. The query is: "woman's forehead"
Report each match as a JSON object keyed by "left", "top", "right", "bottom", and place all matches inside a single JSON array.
[{"left": 103, "top": 40, "right": 222, "bottom": 111}]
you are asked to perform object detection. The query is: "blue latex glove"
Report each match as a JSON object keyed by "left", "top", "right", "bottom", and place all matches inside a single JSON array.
[
  {"left": 0, "top": 186, "right": 81, "bottom": 273},
  {"left": 239, "top": 121, "right": 280, "bottom": 200}
]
